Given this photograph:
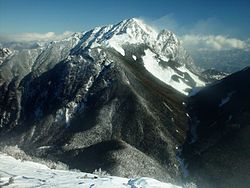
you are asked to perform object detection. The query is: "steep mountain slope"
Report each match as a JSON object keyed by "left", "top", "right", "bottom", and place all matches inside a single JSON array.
[
  {"left": 183, "top": 67, "right": 250, "bottom": 188},
  {"left": 0, "top": 18, "right": 205, "bottom": 183}
]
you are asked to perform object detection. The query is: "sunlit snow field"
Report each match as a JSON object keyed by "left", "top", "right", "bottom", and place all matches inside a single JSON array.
[{"left": 0, "top": 153, "right": 181, "bottom": 188}]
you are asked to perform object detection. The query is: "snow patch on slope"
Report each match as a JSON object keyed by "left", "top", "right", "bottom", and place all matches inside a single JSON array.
[
  {"left": 219, "top": 96, "right": 230, "bottom": 107},
  {"left": 176, "top": 66, "right": 205, "bottom": 87},
  {"left": 0, "top": 153, "right": 182, "bottom": 188},
  {"left": 218, "top": 91, "right": 235, "bottom": 107},
  {"left": 132, "top": 55, "right": 137, "bottom": 60},
  {"left": 142, "top": 49, "right": 191, "bottom": 95},
  {"left": 108, "top": 40, "right": 126, "bottom": 56}
]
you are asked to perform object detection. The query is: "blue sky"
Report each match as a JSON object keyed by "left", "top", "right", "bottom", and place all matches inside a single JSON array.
[{"left": 0, "top": 0, "right": 250, "bottom": 41}]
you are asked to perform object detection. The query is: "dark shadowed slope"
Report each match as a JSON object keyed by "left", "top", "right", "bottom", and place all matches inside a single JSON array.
[{"left": 183, "top": 67, "right": 250, "bottom": 188}]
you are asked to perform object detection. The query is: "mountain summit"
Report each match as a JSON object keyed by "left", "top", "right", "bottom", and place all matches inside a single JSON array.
[
  {"left": 70, "top": 18, "right": 205, "bottom": 95},
  {"left": 75, "top": 18, "right": 177, "bottom": 58}
]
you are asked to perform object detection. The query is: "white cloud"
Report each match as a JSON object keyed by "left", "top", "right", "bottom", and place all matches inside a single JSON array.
[
  {"left": 180, "top": 35, "right": 247, "bottom": 51},
  {"left": 0, "top": 31, "right": 74, "bottom": 42},
  {"left": 149, "top": 15, "right": 250, "bottom": 51},
  {"left": 146, "top": 14, "right": 179, "bottom": 32},
  {"left": 246, "top": 38, "right": 250, "bottom": 48},
  {"left": 188, "top": 18, "right": 224, "bottom": 35},
  {"left": 152, "top": 15, "right": 247, "bottom": 38}
]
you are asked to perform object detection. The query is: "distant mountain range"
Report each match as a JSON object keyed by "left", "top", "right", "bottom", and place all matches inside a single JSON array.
[
  {"left": 189, "top": 48, "right": 250, "bottom": 73},
  {"left": 0, "top": 18, "right": 249, "bottom": 188}
]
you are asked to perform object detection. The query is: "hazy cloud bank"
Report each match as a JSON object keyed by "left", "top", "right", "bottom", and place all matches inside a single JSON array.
[
  {"left": 180, "top": 35, "right": 247, "bottom": 51},
  {"left": 147, "top": 14, "right": 249, "bottom": 51},
  {"left": 0, "top": 31, "right": 74, "bottom": 42}
]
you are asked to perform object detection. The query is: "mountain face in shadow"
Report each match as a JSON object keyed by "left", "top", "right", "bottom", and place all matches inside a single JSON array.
[{"left": 183, "top": 67, "right": 250, "bottom": 188}]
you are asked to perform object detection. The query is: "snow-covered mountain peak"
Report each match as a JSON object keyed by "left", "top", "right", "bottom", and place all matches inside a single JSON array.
[
  {"left": 67, "top": 18, "right": 204, "bottom": 95},
  {"left": 113, "top": 18, "right": 158, "bottom": 38},
  {"left": 75, "top": 18, "right": 179, "bottom": 58}
]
